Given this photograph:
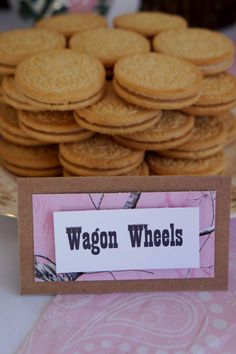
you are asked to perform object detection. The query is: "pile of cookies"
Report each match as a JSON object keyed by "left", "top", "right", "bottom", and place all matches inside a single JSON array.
[{"left": 0, "top": 11, "right": 235, "bottom": 177}]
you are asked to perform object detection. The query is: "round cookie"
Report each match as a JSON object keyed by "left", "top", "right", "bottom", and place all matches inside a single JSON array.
[
  {"left": 0, "top": 29, "right": 65, "bottom": 74},
  {"left": 63, "top": 161, "right": 149, "bottom": 177},
  {"left": 217, "top": 111, "right": 236, "bottom": 144},
  {"left": 69, "top": 28, "right": 150, "bottom": 69},
  {"left": 124, "top": 161, "right": 150, "bottom": 176},
  {"left": 18, "top": 110, "right": 94, "bottom": 143},
  {"left": 147, "top": 151, "right": 226, "bottom": 176},
  {"left": 2, "top": 76, "right": 43, "bottom": 111},
  {"left": 182, "top": 73, "right": 236, "bottom": 116},
  {"left": 15, "top": 50, "right": 105, "bottom": 107},
  {"left": 0, "top": 75, "right": 5, "bottom": 103},
  {"left": 113, "top": 12, "right": 187, "bottom": 38},
  {"left": 0, "top": 138, "right": 62, "bottom": 177},
  {"left": 113, "top": 79, "right": 202, "bottom": 110},
  {"left": 59, "top": 154, "right": 143, "bottom": 177},
  {"left": 2, "top": 75, "right": 104, "bottom": 112},
  {"left": 169, "top": 115, "right": 225, "bottom": 149},
  {"left": 74, "top": 82, "right": 161, "bottom": 134},
  {"left": 114, "top": 111, "right": 194, "bottom": 150},
  {"left": 153, "top": 28, "right": 235, "bottom": 75},
  {"left": 59, "top": 134, "right": 144, "bottom": 170},
  {"left": 159, "top": 145, "right": 224, "bottom": 160},
  {"left": 113, "top": 53, "right": 203, "bottom": 109},
  {"left": 35, "top": 13, "right": 107, "bottom": 38},
  {"left": 1, "top": 160, "right": 62, "bottom": 177},
  {"left": 0, "top": 104, "right": 48, "bottom": 146},
  {"left": 159, "top": 116, "right": 226, "bottom": 159}
]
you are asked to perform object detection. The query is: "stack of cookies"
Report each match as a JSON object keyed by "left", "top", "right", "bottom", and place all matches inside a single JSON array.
[{"left": 0, "top": 11, "right": 235, "bottom": 178}]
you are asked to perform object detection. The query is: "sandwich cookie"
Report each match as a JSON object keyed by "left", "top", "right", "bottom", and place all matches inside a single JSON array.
[
  {"left": 63, "top": 161, "right": 149, "bottom": 177},
  {"left": 0, "top": 104, "right": 48, "bottom": 146},
  {"left": 35, "top": 13, "right": 107, "bottom": 38},
  {"left": 147, "top": 151, "right": 226, "bottom": 176},
  {"left": 74, "top": 82, "right": 161, "bottom": 135},
  {"left": 0, "top": 138, "right": 61, "bottom": 177},
  {"left": 159, "top": 116, "right": 226, "bottom": 159},
  {"left": 59, "top": 134, "right": 144, "bottom": 176},
  {"left": 2, "top": 75, "right": 45, "bottom": 111},
  {"left": 0, "top": 76, "right": 5, "bottom": 103},
  {"left": 18, "top": 110, "right": 94, "bottom": 143},
  {"left": 217, "top": 111, "right": 236, "bottom": 145},
  {"left": 69, "top": 28, "right": 150, "bottom": 76},
  {"left": 153, "top": 28, "right": 235, "bottom": 75},
  {"left": 113, "top": 12, "right": 187, "bottom": 39},
  {"left": 113, "top": 53, "right": 203, "bottom": 109},
  {"left": 182, "top": 73, "right": 236, "bottom": 116},
  {"left": 114, "top": 111, "right": 194, "bottom": 150},
  {"left": 15, "top": 50, "right": 106, "bottom": 110},
  {"left": 0, "top": 28, "right": 65, "bottom": 74}
]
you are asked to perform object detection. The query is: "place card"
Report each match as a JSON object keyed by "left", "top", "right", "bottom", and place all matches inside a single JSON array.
[{"left": 18, "top": 175, "right": 231, "bottom": 294}]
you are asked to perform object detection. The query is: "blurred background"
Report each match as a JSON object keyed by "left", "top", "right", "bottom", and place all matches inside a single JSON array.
[{"left": 0, "top": 0, "right": 236, "bottom": 31}]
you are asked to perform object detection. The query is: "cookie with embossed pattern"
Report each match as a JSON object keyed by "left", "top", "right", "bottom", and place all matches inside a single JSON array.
[
  {"left": 114, "top": 111, "right": 194, "bottom": 150},
  {"left": 63, "top": 161, "right": 149, "bottom": 177},
  {"left": 59, "top": 134, "right": 144, "bottom": 176},
  {"left": 59, "top": 154, "right": 143, "bottom": 176},
  {"left": 18, "top": 110, "right": 94, "bottom": 143},
  {"left": 147, "top": 151, "right": 226, "bottom": 175},
  {"left": 159, "top": 116, "right": 226, "bottom": 159},
  {"left": 0, "top": 76, "right": 5, "bottom": 104},
  {"left": 113, "top": 53, "right": 203, "bottom": 109},
  {"left": 0, "top": 29, "right": 65, "bottom": 74},
  {"left": 1, "top": 161, "right": 62, "bottom": 177},
  {"left": 113, "top": 12, "right": 187, "bottom": 38},
  {"left": 15, "top": 50, "right": 105, "bottom": 110},
  {"left": 0, "top": 104, "right": 48, "bottom": 146},
  {"left": 182, "top": 73, "right": 236, "bottom": 116},
  {"left": 217, "top": 111, "right": 236, "bottom": 145},
  {"left": 2, "top": 75, "right": 104, "bottom": 112},
  {"left": 0, "top": 138, "right": 62, "bottom": 177},
  {"left": 69, "top": 28, "right": 150, "bottom": 70},
  {"left": 74, "top": 82, "right": 161, "bottom": 134},
  {"left": 153, "top": 28, "right": 235, "bottom": 75},
  {"left": 36, "top": 13, "right": 107, "bottom": 38},
  {"left": 2, "top": 76, "right": 45, "bottom": 111}
]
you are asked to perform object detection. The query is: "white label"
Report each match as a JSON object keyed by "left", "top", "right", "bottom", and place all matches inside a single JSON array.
[{"left": 53, "top": 208, "right": 199, "bottom": 273}]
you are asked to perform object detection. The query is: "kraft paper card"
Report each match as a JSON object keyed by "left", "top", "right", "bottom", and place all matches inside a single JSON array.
[{"left": 18, "top": 175, "right": 231, "bottom": 294}]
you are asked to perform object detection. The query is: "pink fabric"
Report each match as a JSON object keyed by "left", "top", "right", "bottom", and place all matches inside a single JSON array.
[{"left": 18, "top": 219, "right": 236, "bottom": 354}]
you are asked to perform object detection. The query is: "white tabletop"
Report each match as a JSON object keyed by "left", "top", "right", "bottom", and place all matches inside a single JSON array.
[{"left": 0, "top": 215, "right": 52, "bottom": 354}]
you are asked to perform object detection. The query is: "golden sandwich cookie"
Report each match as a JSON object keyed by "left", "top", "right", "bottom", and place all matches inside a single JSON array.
[
  {"left": 15, "top": 50, "right": 106, "bottom": 110},
  {"left": 182, "top": 73, "right": 236, "bottom": 116},
  {"left": 74, "top": 82, "right": 161, "bottom": 135},
  {"left": 18, "top": 110, "right": 94, "bottom": 143},
  {"left": 113, "top": 11, "right": 187, "bottom": 38},
  {"left": 69, "top": 28, "right": 150, "bottom": 71},
  {"left": 63, "top": 161, "right": 149, "bottom": 177},
  {"left": 0, "top": 138, "right": 62, "bottom": 177},
  {"left": 147, "top": 151, "right": 226, "bottom": 176},
  {"left": 35, "top": 13, "right": 107, "bottom": 38},
  {"left": 2, "top": 75, "right": 45, "bottom": 111},
  {"left": 217, "top": 111, "right": 236, "bottom": 145},
  {"left": 0, "top": 104, "right": 48, "bottom": 146},
  {"left": 59, "top": 134, "right": 144, "bottom": 176},
  {"left": 113, "top": 53, "right": 203, "bottom": 109},
  {"left": 153, "top": 28, "right": 235, "bottom": 75},
  {"left": 159, "top": 116, "right": 227, "bottom": 159},
  {"left": 0, "top": 28, "right": 65, "bottom": 74},
  {"left": 114, "top": 111, "right": 194, "bottom": 150}
]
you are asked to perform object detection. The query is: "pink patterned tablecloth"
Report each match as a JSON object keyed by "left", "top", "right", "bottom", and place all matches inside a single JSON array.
[{"left": 18, "top": 219, "right": 236, "bottom": 354}]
